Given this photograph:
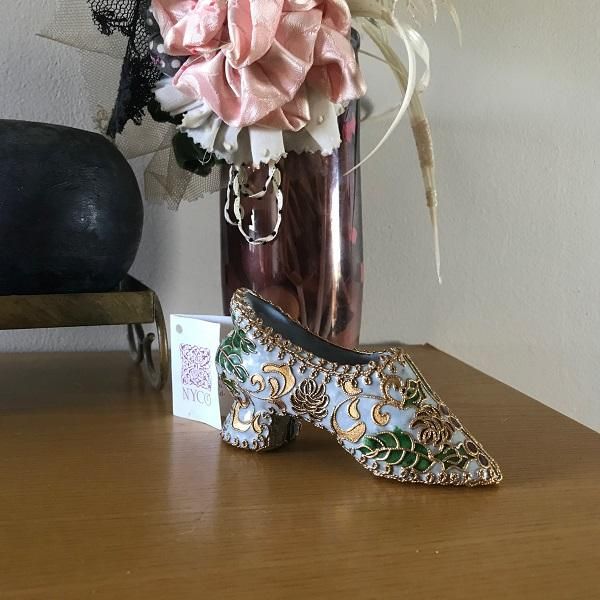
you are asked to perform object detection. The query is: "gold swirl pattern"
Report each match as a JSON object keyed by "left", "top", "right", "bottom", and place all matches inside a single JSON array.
[
  {"left": 332, "top": 398, "right": 367, "bottom": 443},
  {"left": 348, "top": 396, "right": 361, "bottom": 419},
  {"left": 250, "top": 374, "right": 266, "bottom": 392},
  {"left": 263, "top": 363, "right": 296, "bottom": 410},
  {"left": 381, "top": 375, "right": 404, "bottom": 403},
  {"left": 372, "top": 375, "right": 406, "bottom": 426},
  {"left": 342, "top": 380, "right": 362, "bottom": 396},
  {"left": 232, "top": 399, "right": 261, "bottom": 434},
  {"left": 263, "top": 364, "right": 295, "bottom": 397}
]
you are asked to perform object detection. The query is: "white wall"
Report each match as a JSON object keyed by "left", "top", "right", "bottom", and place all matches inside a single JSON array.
[{"left": 2, "top": 1, "right": 599, "bottom": 432}]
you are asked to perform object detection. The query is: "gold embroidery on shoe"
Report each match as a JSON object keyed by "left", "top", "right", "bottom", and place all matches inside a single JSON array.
[
  {"left": 410, "top": 404, "right": 456, "bottom": 448},
  {"left": 348, "top": 396, "right": 361, "bottom": 419},
  {"left": 250, "top": 373, "right": 266, "bottom": 392},
  {"left": 462, "top": 437, "right": 493, "bottom": 470},
  {"left": 332, "top": 398, "right": 367, "bottom": 443},
  {"left": 224, "top": 290, "right": 503, "bottom": 485},
  {"left": 252, "top": 414, "right": 262, "bottom": 434},
  {"left": 343, "top": 380, "right": 362, "bottom": 396},
  {"left": 291, "top": 379, "right": 330, "bottom": 421},
  {"left": 263, "top": 363, "right": 296, "bottom": 410},
  {"left": 372, "top": 375, "right": 406, "bottom": 426},
  {"left": 382, "top": 375, "right": 404, "bottom": 403},
  {"left": 232, "top": 399, "right": 255, "bottom": 433}
]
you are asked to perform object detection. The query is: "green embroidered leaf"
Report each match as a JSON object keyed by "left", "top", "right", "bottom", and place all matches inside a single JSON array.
[
  {"left": 358, "top": 428, "right": 434, "bottom": 472},
  {"left": 357, "top": 429, "right": 479, "bottom": 473},
  {"left": 414, "top": 442, "right": 430, "bottom": 455},
  {"left": 403, "top": 379, "right": 427, "bottom": 408},
  {"left": 398, "top": 432, "right": 413, "bottom": 450},
  {"left": 216, "top": 329, "right": 256, "bottom": 382},
  {"left": 386, "top": 450, "right": 405, "bottom": 464},
  {"left": 434, "top": 445, "right": 471, "bottom": 470},
  {"left": 415, "top": 456, "right": 433, "bottom": 471},
  {"left": 378, "top": 432, "right": 400, "bottom": 448},
  {"left": 229, "top": 329, "right": 257, "bottom": 355},
  {"left": 362, "top": 436, "right": 383, "bottom": 452}
]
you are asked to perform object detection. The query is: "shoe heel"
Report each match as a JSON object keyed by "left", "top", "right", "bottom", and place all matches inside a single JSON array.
[{"left": 220, "top": 382, "right": 301, "bottom": 451}]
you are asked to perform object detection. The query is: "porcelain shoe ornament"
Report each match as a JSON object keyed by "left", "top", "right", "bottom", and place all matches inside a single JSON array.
[{"left": 217, "top": 289, "right": 502, "bottom": 487}]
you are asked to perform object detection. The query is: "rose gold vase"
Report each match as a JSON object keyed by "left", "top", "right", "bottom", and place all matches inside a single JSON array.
[{"left": 220, "top": 94, "right": 363, "bottom": 349}]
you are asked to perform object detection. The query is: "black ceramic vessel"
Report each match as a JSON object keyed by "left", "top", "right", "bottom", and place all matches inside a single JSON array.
[{"left": 0, "top": 120, "right": 144, "bottom": 295}]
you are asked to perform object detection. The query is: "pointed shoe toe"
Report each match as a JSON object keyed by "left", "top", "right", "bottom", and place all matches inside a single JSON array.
[{"left": 217, "top": 289, "right": 502, "bottom": 486}]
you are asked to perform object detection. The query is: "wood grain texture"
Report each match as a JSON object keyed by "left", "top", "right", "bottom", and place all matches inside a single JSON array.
[{"left": 0, "top": 347, "right": 598, "bottom": 599}]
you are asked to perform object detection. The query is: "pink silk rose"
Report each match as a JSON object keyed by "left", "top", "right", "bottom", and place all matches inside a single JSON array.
[{"left": 151, "top": 0, "right": 366, "bottom": 131}]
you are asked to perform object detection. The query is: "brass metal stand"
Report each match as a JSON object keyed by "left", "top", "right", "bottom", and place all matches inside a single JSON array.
[{"left": 0, "top": 277, "right": 169, "bottom": 389}]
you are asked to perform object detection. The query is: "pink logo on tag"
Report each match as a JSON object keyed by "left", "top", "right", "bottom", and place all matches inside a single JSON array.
[{"left": 180, "top": 344, "right": 212, "bottom": 390}]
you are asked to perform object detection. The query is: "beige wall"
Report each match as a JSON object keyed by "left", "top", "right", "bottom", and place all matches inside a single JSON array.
[{"left": 2, "top": 1, "right": 599, "bottom": 431}]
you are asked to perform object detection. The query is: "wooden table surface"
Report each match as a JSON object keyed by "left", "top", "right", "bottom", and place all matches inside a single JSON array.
[{"left": 0, "top": 347, "right": 598, "bottom": 599}]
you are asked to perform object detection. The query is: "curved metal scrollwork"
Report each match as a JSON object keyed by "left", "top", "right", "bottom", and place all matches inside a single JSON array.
[{"left": 127, "top": 296, "right": 169, "bottom": 390}]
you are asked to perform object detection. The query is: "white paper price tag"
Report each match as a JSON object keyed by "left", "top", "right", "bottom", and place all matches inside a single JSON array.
[{"left": 170, "top": 314, "right": 233, "bottom": 430}]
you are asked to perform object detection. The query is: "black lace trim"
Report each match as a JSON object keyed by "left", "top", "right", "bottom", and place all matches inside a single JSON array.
[{"left": 87, "top": 0, "right": 161, "bottom": 137}]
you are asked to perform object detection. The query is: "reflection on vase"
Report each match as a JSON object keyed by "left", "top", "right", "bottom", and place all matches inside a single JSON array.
[{"left": 221, "top": 98, "right": 363, "bottom": 349}]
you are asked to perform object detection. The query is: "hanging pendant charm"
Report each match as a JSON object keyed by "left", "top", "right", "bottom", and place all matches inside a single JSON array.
[{"left": 224, "top": 162, "right": 284, "bottom": 245}]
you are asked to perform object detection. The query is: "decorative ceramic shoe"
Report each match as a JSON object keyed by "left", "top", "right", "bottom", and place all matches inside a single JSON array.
[{"left": 217, "top": 289, "right": 502, "bottom": 487}]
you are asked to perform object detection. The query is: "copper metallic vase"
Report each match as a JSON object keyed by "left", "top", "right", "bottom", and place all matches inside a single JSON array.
[{"left": 220, "top": 94, "right": 364, "bottom": 349}]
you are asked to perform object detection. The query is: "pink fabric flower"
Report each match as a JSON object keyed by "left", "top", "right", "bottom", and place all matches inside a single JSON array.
[{"left": 151, "top": 0, "right": 366, "bottom": 130}]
